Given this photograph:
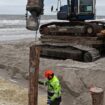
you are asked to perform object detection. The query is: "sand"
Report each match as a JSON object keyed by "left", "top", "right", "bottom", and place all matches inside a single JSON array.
[
  {"left": 0, "top": 38, "right": 47, "bottom": 105},
  {"left": 0, "top": 38, "right": 105, "bottom": 105}
]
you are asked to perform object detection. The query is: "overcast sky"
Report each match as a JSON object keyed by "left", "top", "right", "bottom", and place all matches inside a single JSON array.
[{"left": 0, "top": 0, "right": 105, "bottom": 15}]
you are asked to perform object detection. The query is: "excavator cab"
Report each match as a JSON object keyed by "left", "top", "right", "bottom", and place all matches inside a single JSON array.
[{"left": 57, "top": 0, "right": 96, "bottom": 21}]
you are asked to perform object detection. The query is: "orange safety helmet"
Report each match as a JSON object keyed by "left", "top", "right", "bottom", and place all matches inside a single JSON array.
[{"left": 44, "top": 69, "right": 54, "bottom": 78}]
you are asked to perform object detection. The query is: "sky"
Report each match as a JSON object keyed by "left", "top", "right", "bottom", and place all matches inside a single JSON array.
[{"left": 0, "top": 0, "right": 105, "bottom": 15}]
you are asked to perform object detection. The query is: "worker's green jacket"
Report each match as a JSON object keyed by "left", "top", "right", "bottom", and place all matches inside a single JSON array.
[{"left": 39, "top": 75, "right": 61, "bottom": 101}]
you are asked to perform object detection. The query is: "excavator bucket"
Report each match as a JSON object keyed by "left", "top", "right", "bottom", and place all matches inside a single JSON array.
[
  {"left": 26, "top": 15, "right": 39, "bottom": 31},
  {"left": 26, "top": 0, "right": 43, "bottom": 31}
]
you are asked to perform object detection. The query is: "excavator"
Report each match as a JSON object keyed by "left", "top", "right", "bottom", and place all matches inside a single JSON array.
[{"left": 26, "top": 0, "right": 105, "bottom": 62}]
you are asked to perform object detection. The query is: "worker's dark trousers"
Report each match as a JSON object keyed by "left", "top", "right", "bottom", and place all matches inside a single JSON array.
[
  {"left": 48, "top": 92, "right": 61, "bottom": 105},
  {"left": 50, "top": 97, "right": 61, "bottom": 105}
]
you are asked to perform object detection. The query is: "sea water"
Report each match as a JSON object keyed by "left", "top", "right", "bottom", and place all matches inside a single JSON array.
[
  {"left": 0, "top": 15, "right": 57, "bottom": 41},
  {"left": 0, "top": 15, "right": 105, "bottom": 41}
]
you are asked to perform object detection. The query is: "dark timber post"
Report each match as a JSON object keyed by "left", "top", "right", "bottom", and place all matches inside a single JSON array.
[
  {"left": 90, "top": 87, "right": 104, "bottom": 105},
  {"left": 29, "top": 45, "right": 41, "bottom": 105}
]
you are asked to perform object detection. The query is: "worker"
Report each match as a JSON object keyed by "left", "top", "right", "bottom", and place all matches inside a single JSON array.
[{"left": 39, "top": 69, "right": 62, "bottom": 105}]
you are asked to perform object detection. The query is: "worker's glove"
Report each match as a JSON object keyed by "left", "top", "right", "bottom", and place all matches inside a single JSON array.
[
  {"left": 38, "top": 80, "right": 44, "bottom": 85},
  {"left": 47, "top": 99, "right": 52, "bottom": 105}
]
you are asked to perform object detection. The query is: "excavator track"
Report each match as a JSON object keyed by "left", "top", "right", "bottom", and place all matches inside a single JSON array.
[
  {"left": 72, "top": 44, "right": 100, "bottom": 62},
  {"left": 40, "top": 21, "right": 103, "bottom": 36},
  {"left": 88, "top": 21, "right": 105, "bottom": 29},
  {"left": 39, "top": 43, "right": 100, "bottom": 62}
]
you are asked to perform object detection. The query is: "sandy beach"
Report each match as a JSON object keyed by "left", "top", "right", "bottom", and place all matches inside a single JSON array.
[
  {"left": 0, "top": 38, "right": 105, "bottom": 105},
  {"left": 0, "top": 38, "right": 47, "bottom": 105}
]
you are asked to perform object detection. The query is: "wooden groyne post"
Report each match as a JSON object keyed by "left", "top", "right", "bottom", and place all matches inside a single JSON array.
[
  {"left": 29, "top": 45, "right": 41, "bottom": 105},
  {"left": 90, "top": 87, "right": 104, "bottom": 105}
]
